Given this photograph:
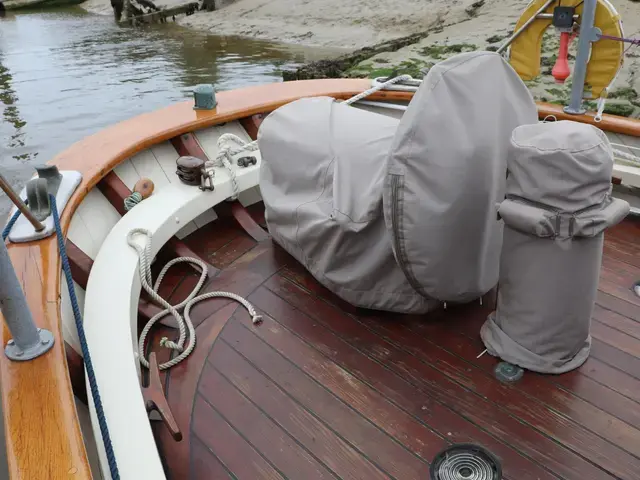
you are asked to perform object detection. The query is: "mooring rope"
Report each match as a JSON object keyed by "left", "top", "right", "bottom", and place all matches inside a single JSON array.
[{"left": 129, "top": 228, "right": 262, "bottom": 371}]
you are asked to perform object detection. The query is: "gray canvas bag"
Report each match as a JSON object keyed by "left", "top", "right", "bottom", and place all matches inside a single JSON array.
[
  {"left": 382, "top": 51, "right": 539, "bottom": 303},
  {"left": 481, "top": 121, "right": 630, "bottom": 373},
  {"left": 258, "top": 96, "right": 437, "bottom": 313}
]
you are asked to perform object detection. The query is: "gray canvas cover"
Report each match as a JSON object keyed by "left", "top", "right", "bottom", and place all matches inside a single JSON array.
[
  {"left": 481, "top": 121, "right": 630, "bottom": 373},
  {"left": 383, "top": 51, "right": 539, "bottom": 303},
  {"left": 258, "top": 96, "right": 437, "bottom": 313}
]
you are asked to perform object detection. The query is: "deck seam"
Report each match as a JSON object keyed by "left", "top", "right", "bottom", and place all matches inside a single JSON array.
[
  {"left": 210, "top": 360, "right": 344, "bottom": 480},
  {"left": 592, "top": 317, "right": 640, "bottom": 341},
  {"left": 461, "top": 327, "right": 640, "bottom": 416},
  {"left": 595, "top": 297, "right": 640, "bottom": 324},
  {"left": 355, "top": 316, "right": 639, "bottom": 476},
  {"left": 592, "top": 318, "right": 640, "bottom": 350},
  {"left": 260, "top": 282, "right": 561, "bottom": 480},
  {"left": 271, "top": 273, "right": 623, "bottom": 479},
  {"left": 175, "top": 251, "right": 286, "bottom": 478},
  {"left": 439, "top": 306, "right": 640, "bottom": 409},
  {"left": 221, "top": 327, "right": 428, "bottom": 475},
  {"left": 191, "top": 434, "right": 238, "bottom": 480},
  {"left": 217, "top": 335, "right": 404, "bottom": 479},
  {"left": 396, "top": 317, "right": 640, "bottom": 464},
  {"left": 196, "top": 392, "right": 289, "bottom": 479},
  {"left": 571, "top": 366, "right": 640, "bottom": 405},
  {"left": 590, "top": 338, "right": 640, "bottom": 381}
]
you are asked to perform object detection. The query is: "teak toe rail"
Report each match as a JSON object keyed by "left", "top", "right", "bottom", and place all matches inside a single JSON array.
[{"left": 1, "top": 78, "right": 639, "bottom": 479}]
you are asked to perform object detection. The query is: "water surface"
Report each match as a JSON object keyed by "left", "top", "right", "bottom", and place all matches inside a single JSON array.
[{"left": 0, "top": 7, "right": 338, "bottom": 217}]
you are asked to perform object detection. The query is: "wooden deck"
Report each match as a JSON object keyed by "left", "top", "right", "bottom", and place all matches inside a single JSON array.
[{"left": 143, "top": 202, "right": 640, "bottom": 480}]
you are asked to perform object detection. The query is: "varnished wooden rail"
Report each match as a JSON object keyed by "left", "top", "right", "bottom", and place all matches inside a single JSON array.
[{"left": 1, "top": 77, "right": 639, "bottom": 479}]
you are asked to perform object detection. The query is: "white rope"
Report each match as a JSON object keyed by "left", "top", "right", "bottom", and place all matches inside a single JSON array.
[
  {"left": 197, "top": 75, "right": 414, "bottom": 197},
  {"left": 343, "top": 74, "right": 415, "bottom": 106},
  {"left": 613, "top": 147, "right": 640, "bottom": 166},
  {"left": 611, "top": 142, "right": 640, "bottom": 154},
  {"left": 208, "top": 133, "right": 259, "bottom": 200},
  {"left": 128, "top": 228, "right": 262, "bottom": 371},
  {"left": 595, "top": 95, "right": 607, "bottom": 123},
  {"left": 539, "top": 117, "right": 640, "bottom": 167}
]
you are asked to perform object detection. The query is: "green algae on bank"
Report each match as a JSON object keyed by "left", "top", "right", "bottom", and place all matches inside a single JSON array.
[
  {"left": 280, "top": 0, "right": 640, "bottom": 117},
  {"left": 345, "top": 30, "right": 639, "bottom": 118}
]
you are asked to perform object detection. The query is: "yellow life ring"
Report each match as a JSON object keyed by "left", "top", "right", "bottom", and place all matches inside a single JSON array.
[{"left": 508, "top": 0, "right": 624, "bottom": 98}]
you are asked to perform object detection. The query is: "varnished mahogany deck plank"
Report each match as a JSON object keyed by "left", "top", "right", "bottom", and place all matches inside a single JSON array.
[
  {"left": 191, "top": 437, "right": 234, "bottom": 480},
  {"left": 590, "top": 338, "right": 640, "bottom": 380},
  {"left": 251, "top": 285, "right": 553, "bottom": 480},
  {"left": 193, "top": 395, "right": 285, "bottom": 479},
  {"left": 211, "top": 340, "right": 399, "bottom": 480},
  {"left": 596, "top": 291, "right": 638, "bottom": 322},
  {"left": 227, "top": 308, "right": 448, "bottom": 464},
  {"left": 591, "top": 320, "right": 640, "bottom": 357},
  {"left": 148, "top": 208, "right": 640, "bottom": 480},
  {"left": 199, "top": 363, "right": 340, "bottom": 480},
  {"left": 402, "top": 312, "right": 640, "bottom": 459},
  {"left": 220, "top": 320, "right": 429, "bottom": 480},
  {"left": 593, "top": 304, "right": 640, "bottom": 339},
  {"left": 576, "top": 357, "right": 640, "bottom": 404},
  {"left": 267, "top": 274, "right": 617, "bottom": 480}
]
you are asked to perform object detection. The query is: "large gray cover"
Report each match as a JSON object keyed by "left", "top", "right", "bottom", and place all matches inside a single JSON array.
[
  {"left": 258, "top": 96, "right": 437, "bottom": 313},
  {"left": 481, "top": 121, "right": 630, "bottom": 373},
  {"left": 383, "top": 51, "right": 538, "bottom": 303}
]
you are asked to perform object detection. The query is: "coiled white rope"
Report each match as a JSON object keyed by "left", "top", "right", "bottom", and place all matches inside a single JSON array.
[{"left": 128, "top": 228, "right": 262, "bottom": 371}]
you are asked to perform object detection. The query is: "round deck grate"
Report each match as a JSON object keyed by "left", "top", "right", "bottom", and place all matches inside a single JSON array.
[{"left": 430, "top": 443, "right": 502, "bottom": 480}]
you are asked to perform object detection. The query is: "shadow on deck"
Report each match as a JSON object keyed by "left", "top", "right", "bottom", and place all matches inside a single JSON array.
[{"left": 147, "top": 203, "right": 640, "bottom": 480}]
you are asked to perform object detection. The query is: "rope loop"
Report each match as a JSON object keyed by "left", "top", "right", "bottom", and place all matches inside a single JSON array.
[
  {"left": 129, "top": 228, "right": 262, "bottom": 371},
  {"left": 207, "top": 133, "right": 259, "bottom": 200}
]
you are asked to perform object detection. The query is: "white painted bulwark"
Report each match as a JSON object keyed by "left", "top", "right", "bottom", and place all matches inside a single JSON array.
[{"left": 83, "top": 159, "right": 260, "bottom": 480}]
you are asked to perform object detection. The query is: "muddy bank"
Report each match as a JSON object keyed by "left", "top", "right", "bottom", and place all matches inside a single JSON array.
[
  {"left": 84, "top": 0, "right": 484, "bottom": 49},
  {"left": 282, "top": 0, "right": 640, "bottom": 117}
]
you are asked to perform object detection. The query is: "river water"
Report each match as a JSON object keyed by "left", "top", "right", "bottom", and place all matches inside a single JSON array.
[{"left": 0, "top": 6, "right": 338, "bottom": 218}]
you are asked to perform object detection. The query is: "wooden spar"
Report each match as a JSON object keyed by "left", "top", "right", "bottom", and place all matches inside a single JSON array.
[{"left": 1, "top": 76, "right": 640, "bottom": 478}]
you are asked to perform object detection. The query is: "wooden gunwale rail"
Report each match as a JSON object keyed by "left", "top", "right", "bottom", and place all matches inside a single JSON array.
[{"left": 1, "top": 77, "right": 639, "bottom": 479}]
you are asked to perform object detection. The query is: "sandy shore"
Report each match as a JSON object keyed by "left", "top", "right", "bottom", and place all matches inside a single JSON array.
[
  {"left": 341, "top": 0, "right": 640, "bottom": 116},
  {"left": 82, "top": 0, "right": 481, "bottom": 49},
  {"left": 81, "top": 0, "right": 640, "bottom": 116}
]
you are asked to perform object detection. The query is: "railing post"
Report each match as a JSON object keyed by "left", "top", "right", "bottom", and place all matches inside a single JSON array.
[
  {"left": 0, "top": 238, "right": 54, "bottom": 360},
  {"left": 564, "top": 0, "right": 599, "bottom": 115}
]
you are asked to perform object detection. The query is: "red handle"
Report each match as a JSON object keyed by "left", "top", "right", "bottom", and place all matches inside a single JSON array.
[{"left": 552, "top": 32, "right": 572, "bottom": 84}]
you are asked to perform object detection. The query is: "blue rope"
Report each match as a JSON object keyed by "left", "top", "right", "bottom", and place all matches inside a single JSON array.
[
  {"left": 2, "top": 207, "right": 24, "bottom": 241},
  {"left": 3, "top": 197, "right": 120, "bottom": 479},
  {"left": 50, "top": 195, "right": 120, "bottom": 480}
]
